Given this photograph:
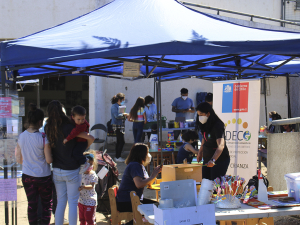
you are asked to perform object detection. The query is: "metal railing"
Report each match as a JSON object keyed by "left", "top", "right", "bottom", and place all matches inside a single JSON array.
[
  {"left": 181, "top": 1, "right": 300, "bottom": 27},
  {"left": 272, "top": 118, "right": 300, "bottom": 132}
]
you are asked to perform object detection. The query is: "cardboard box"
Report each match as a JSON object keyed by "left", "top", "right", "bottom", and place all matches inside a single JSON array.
[
  {"left": 162, "top": 164, "right": 202, "bottom": 182},
  {"left": 153, "top": 204, "right": 216, "bottom": 225}
]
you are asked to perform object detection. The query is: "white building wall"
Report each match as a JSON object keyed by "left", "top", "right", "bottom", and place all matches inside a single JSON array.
[{"left": 0, "top": 0, "right": 98, "bottom": 39}]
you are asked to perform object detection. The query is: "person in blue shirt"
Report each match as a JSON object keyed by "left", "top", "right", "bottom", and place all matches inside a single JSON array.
[
  {"left": 111, "top": 93, "right": 128, "bottom": 162},
  {"left": 116, "top": 143, "right": 162, "bottom": 225},
  {"left": 176, "top": 130, "right": 199, "bottom": 164},
  {"left": 172, "top": 88, "right": 195, "bottom": 140},
  {"left": 144, "top": 95, "right": 157, "bottom": 122},
  {"left": 143, "top": 95, "right": 157, "bottom": 141}
]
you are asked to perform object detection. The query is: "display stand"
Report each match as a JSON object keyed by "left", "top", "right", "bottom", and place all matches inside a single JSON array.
[{"left": 0, "top": 85, "right": 24, "bottom": 225}]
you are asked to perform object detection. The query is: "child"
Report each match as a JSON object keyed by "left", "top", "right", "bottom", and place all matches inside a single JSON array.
[
  {"left": 63, "top": 105, "right": 95, "bottom": 173},
  {"left": 78, "top": 151, "right": 98, "bottom": 225},
  {"left": 128, "top": 97, "right": 147, "bottom": 143},
  {"left": 176, "top": 130, "right": 199, "bottom": 164}
]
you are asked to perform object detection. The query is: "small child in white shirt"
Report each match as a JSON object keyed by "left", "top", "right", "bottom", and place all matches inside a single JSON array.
[{"left": 78, "top": 151, "right": 98, "bottom": 225}]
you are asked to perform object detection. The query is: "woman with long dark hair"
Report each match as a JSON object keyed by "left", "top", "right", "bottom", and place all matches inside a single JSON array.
[
  {"left": 128, "top": 97, "right": 147, "bottom": 143},
  {"left": 16, "top": 103, "right": 53, "bottom": 225},
  {"left": 116, "top": 143, "right": 161, "bottom": 225},
  {"left": 111, "top": 93, "right": 128, "bottom": 162},
  {"left": 196, "top": 102, "right": 230, "bottom": 181},
  {"left": 45, "top": 100, "right": 92, "bottom": 225}
]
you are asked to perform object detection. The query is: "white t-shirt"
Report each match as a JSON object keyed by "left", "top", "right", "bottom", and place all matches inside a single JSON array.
[
  {"left": 79, "top": 171, "right": 98, "bottom": 206},
  {"left": 18, "top": 130, "right": 51, "bottom": 177}
]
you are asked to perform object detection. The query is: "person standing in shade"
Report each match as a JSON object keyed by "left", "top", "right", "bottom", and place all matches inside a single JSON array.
[
  {"left": 143, "top": 95, "right": 157, "bottom": 141},
  {"left": 196, "top": 102, "right": 230, "bottom": 181},
  {"left": 128, "top": 97, "right": 147, "bottom": 143},
  {"left": 111, "top": 93, "right": 128, "bottom": 163},
  {"left": 205, "top": 92, "right": 213, "bottom": 106},
  {"left": 172, "top": 88, "right": 195, "bottom": 140}
]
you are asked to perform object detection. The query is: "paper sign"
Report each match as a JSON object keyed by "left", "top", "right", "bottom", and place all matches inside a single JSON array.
[
  {"left": 0, "top": 97, "right": 12, "bottom": 118},
  {"left": 0, "top": 179, "right": 17, "bottom": 201},
  {"left": 123, "top": 62, "right": 140, "bottom": 77},
  {"left": 12, "top": 100, "right": 19, "bottom": 115}
]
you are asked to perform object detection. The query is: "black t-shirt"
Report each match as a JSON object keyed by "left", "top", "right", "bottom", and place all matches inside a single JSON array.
[
  {"left": 202, "top": 120, "right": 230, "bottom": 164},
  {"left": 52, "top": 123, "right": 81, "bottom": 170}
]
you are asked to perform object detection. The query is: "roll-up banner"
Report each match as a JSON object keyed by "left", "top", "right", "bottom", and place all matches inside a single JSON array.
[{"left": 213, "top": 79, "right": 260, "bottom": 182}]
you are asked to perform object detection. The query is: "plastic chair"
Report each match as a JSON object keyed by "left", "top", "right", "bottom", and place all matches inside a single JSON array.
[
  {"left": 108, "top": 185, "right": 133, "bottom": 225},
  {"left": 130, "top": 191, "right": 152, "bottom": 225},
  {"left": 91, "top": 123, "right": 107, "bottom": 151}
]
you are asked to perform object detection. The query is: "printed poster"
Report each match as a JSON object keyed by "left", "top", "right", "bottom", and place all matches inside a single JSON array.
[
  {"left": 213, "top": 79, "right": 260, "bottom": 182},
  {"left": 0, "top": 97, "right": 12, "bottom": 118}
]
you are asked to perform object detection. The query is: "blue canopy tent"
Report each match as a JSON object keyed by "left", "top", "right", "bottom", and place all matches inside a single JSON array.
[{"left": 1, "top": 0, "right": 300, "bottom": 148}]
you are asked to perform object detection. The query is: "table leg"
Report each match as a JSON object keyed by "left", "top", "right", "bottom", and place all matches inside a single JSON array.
[{"left": 258, "top": 155, "right": 262, "bottom": 170}]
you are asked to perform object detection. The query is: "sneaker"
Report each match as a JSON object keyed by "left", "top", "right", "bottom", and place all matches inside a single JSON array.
[
  {"left": 114, "top": 157, "right": 125, "bottom": 163},
  {"left": 79, "top": 161, "right": 90, "bottom": 174}
]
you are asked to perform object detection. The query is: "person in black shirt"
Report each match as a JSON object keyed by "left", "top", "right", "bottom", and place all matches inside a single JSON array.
[{"left": 196, "top": 102, "right": 230, "bottom": 181}]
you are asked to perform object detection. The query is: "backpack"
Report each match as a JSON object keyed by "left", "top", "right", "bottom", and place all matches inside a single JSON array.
[
  {"left": 246, "top": 174, "right": 269, "bottom": 191},
  {"left": 106, "top": 119, "right": 114, "bottom": 135}
]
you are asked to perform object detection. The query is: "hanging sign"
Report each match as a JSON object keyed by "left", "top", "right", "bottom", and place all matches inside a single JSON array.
[
  {"left": 123, "top": 62, "right": 140, "bottom": 77},
  {"left": 213, "top": 79, "right": 260, "bottom": 182},
  {"left": 0, "top": 97, "right": 12, "bottom": 118}
]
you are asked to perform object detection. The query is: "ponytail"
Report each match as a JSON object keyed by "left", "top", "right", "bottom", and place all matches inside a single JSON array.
[{"left": 111, "top": 93, "right": 125, "bottom": 104}]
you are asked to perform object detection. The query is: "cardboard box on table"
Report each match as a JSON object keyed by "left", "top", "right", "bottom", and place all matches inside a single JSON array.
[
  {"left": 154, "top": 179, "right": 215, "bottom": 225},
  {"left": 162, "top": 164, "right": 202, "bottom": 183}
]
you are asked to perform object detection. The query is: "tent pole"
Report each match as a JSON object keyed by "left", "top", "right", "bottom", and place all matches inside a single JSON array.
[
  {"left": 287, "top": 74, "right": 291, "bottom": 118},
  {"left": 1, "top": 67, "right": 5, "bottom": 96},
  {"left": 264, "top": 77, "right": 268, "bottom": 125},
  {"left": 159, "top": 77, "right": 163, "bottom": 164}
]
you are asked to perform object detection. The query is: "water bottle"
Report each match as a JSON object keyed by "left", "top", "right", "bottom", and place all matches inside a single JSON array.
[
  {"left": 257, "top": 169, "right": 268, "bottom": 203},
  {"left": 150, "top": 134, "right": 158, "bottom": 151}
]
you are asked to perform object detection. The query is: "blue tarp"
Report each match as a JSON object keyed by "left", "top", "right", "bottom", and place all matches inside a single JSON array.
[{"left": 1, "top": 0, "right": 300, "bottom": 80}]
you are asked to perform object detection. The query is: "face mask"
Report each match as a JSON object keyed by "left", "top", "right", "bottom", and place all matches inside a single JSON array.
[
  {"left": 147, "top": 104, "right": 151, "bottom": 107},
  {"left": 120, "top": 101, "right": 125, "bottom": 105},
  {"left": 269, "top": 118, "right": 272, "bottom": 122},
  {"left": 143, "top": 153, "right": 152, "bottom": 166},
  {"left": 182, "top": 96, "right": 188, "bottom": 100},
  {"left": 86, "top": 165, "right": 93, "bottom": 173},
  {"left": 198, "top": 115, "right": 208, "bottom": 124}
]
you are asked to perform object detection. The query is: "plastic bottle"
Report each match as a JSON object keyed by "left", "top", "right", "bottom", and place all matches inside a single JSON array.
[
  {"left": 257, "top": 169, "right": 268, "bottom": 202},
  {"left": 150, "top": 134, "right": 158, "bottom": 151}
]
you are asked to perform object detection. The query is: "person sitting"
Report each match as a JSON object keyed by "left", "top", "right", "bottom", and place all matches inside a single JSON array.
[
  {"left": 282, "top": 124, "right": 294, "bottom": 133},
  {"left": 116, "top": 143, "right": 162, "bottom": 225},
  {"left": 205, "top": 93, "right": 213, "bottom": 106},
  {"left": 176, "top": 130, "right": 199, "bottom": 164}
]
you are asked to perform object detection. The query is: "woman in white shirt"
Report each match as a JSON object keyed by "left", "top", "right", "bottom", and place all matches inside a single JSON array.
[{"left": 16, "top": 103, "right": 53, "bottom": 225}]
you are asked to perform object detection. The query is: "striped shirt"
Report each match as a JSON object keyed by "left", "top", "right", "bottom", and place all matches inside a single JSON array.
[
  {"left": 18, "top": 130, "right": 51, "bottom": 177},
  {"left": 134, "top": 107, "right": 145, "bottom": 122}
]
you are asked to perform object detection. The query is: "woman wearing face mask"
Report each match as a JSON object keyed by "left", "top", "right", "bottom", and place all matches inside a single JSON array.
[
  {"left": 143, "top": 95, "right": 157, "bottom": 141},
  {"left": 116, "top": 143, "right": 161, "bottom": 225},
  {"left": 196, "top": 102, "right": 230, "bottom": 181},
  {"left": 111, "top": 93, "right": 128, "bottom": 163}
]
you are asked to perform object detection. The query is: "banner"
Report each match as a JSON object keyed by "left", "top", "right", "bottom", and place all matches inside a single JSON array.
[{"left": 213, "top": 79, "right": 260, "bottom": 182}]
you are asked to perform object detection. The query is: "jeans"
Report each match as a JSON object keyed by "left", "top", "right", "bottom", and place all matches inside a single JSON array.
[
  {"left": 132, "top": 122, "right": 144, "bottom": 143},
  {"left": 22, "top": 174, "right": 53, "bottom": 225},
  {"left": 202, "top": 157, "right": 230, "bottom": 181},
  {"left": 53, "top": 168, "right": 80, "bottom": 225},
  {"left": 115, "top": 128, "right": 125, "bottom": 158}
]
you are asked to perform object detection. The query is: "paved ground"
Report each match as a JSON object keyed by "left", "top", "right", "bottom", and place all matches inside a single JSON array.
[{"left": 0, "top": 143, "right": 299, "bottom": 224}]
